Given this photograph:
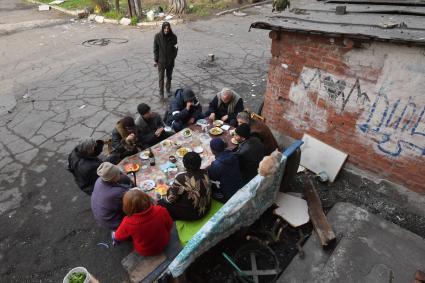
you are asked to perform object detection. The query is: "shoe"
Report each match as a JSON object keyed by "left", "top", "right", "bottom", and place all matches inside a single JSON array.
[{"left": 166, "top": 91, "right": 172, "bottom": 97}]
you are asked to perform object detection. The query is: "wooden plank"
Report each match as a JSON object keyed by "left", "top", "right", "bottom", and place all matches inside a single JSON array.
[{"left": 304, "top": 180, "right": 336, "bottom": 247}]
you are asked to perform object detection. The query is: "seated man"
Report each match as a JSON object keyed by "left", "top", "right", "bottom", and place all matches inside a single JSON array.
[
  {"left": 208, "top": 138, "right": 244, "bottom": 203},
  {"left": 135, "top": 103, "right": 172, "bottom": 147},
  {"left": 165, "top": 87, "right": 202, "bottom": 132},
  {"left": 68, "top": 138, "right": 104, "bottom": 195},
  {"left": 91, "top": 162, "right": 133, "bottom": 230},
  {"left": 110, "top": 116, "right": 142, "bottom": 164},
  {"left": 236, "top": 111, "right": 278, "bottom": 156},
  {"left": 158, "top": 152, "right": 211, "bottom": 220},
  {"left": 205, "top": 88, "right": 244, "bottom": 127},
  {"left": 233, "top": 124, "right": 265, "bottom": 184}
]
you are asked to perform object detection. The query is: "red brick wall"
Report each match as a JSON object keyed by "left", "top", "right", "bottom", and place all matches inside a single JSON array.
[{"left": 263, "top": 31, "right": 425, "bottom": 193}]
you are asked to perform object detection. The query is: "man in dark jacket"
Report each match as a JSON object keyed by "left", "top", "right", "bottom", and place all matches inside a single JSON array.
[
  {"left": 236, "top": 111, "right": 278, "bottom": 156},
  {"left": 135, "top": 103, "right": 173, "bottom": 147},
  {"left": 68, "top": 138, "right": 104, "bottom": 195},
  {"left": 206, "top": 88, "right": 244, "bottom": 127},
  {"left": 110, "top": 116, "right": 143, "bottom": 164},
  {"left": 208, "top": 138, "right": 243, "bottom": 203},
  {"left": 233, "top": 124, "right": 265, "bottom": 184},
  {"left": 165, "top": 87, "right": 203, "bottom": 132},
  {"left": 154, "top": 21, "right": 178, "bottom": 98}
]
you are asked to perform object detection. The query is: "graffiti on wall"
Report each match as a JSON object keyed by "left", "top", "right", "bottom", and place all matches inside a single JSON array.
[{"left": 287, "top": 67, "right": 424, "bottom": 157}]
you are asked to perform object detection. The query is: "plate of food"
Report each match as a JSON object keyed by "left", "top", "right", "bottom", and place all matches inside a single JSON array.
[
  {"left": 231, "top": 137, "right": 239, "bottom": 145},
  {"left": 124, "top": 163, "right": 140, "bottom": 173},
  {"left": 182, "top": 128, "right": 192, "bottom": 138},
  {"left": 176, "top": 147, "right": 190, "bottom": 158},
  {"left": 196, "top": 119, "right": 208, "bottom": 126},
  {"left": 213, "top": 120, "right": 224, "bottom": 127},
  {"left": 139, "top": 150, "right": 150, "bottom": 160},
  {"left": 161, "top": 140, "right": 172, "bottom": 147},
  {"left": 209, "top": 127, "right": 223, "bottom": 136},
  {"left": 156, "top": 183, "right": 169, "bottom": 196},
  {"left": 193, "top": 146, "right": 203, "bottom": 154},
  {"left": 140, "top": 180, "right": 155, "bottom": 191}
]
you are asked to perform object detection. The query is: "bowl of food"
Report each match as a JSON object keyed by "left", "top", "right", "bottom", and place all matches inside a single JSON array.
[
  {"left": 63, "top": 267, "right": 91, "bottom": 283},
  {"left": 139, "top": 150, "right": 150, "bottom": 160},
  {"left": 213, "top": 120, "right": 224, "bottom": 127},
  {"left": 176, "top": 147, "right": 190, "bottom": 158},
  {"left": 161, "top": 140, "right": 172, "bottom": 147},
  {"left": 209, "top": 127, "right": 223, "bottom": 136},
  {"left": 124, "top": 163, "right": 140, "bottom": 173},
  {"left": 231, "top": 137, "right": 239, "bottom": 145},
  {"left": 182, "top": 128, "right": 192, "bottom": 138},
  {"left": 196, "top": 119, "right": 208, "bottom": 126}
]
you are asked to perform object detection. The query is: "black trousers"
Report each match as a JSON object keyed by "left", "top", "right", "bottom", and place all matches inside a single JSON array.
[{"left": 158, "top": 63, "right": 173, "bottom": 96}]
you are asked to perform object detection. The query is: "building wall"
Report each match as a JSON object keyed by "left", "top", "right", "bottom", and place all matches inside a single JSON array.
[{"left": 263, "top": 32, "right": 425, "bottom": 193}]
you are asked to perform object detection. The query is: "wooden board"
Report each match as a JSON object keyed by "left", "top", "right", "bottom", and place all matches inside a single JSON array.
[
  {"left": 300, "top": 134, "right": 348, "bottom": 182},
  {"left": 122, "top": 251, "right": 166, "bottom": 283},
  {"left": 304, "top": 180, "right": 336, "bottom": 247},
  {"left": 274, "top": 192, "right": 310, "bottom": 227}
]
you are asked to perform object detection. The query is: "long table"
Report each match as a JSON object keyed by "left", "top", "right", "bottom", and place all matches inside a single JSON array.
[{"left": 118, "top": 121, "right": 235, "bottom": 200}]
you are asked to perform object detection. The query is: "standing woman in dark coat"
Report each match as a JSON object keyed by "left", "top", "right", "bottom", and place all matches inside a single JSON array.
[
  {"left": 154, "top": 21, "right": 178, "bottom": 99},
  {"left": 68, "top": 138, "right": 104, "bottom": 195}
]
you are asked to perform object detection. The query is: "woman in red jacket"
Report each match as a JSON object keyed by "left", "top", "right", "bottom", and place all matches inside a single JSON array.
[{"left": 114, "top": 189, "right": 173, "bottom": 256}]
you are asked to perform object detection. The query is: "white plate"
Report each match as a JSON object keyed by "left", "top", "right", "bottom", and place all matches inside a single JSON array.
[
  {"left": 139, "top": 180, "right": 155, "bottom": 191},
  {"left": 196, "top": 119, "right": 208, "bottom": 126},
  {"left": 213, "top": 120, "right": 224, "bottom": 127},
  {"left": 193, "top": 146, "right": 203, "bottom": 154},
  {"left": 182, "top": 128, "right": 192, "bottom": 138},
  {"left": 139, "top": 151, "right": 150, "bottom": 160}
]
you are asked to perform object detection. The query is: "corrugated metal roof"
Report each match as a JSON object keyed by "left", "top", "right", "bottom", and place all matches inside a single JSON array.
[{"left": 250, "top": 0, "right": 425, "bottom": 45}]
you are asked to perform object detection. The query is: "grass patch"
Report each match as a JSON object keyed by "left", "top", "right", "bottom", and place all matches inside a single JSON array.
[
  {"left": 103, "top": 10, "right": 125, "bottom": 19},
  {"left": 187, "top": 0, "right": 231, "bottom": 16}
]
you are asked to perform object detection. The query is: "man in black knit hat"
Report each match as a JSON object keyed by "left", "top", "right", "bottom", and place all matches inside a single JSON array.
[{"left": 154, "top": 21, "right": 178, "bottom": 99}]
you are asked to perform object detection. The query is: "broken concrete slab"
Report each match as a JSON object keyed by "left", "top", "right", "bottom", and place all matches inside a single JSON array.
[{"left": 277, "top": 202, "right": 425, "bottom": 283}]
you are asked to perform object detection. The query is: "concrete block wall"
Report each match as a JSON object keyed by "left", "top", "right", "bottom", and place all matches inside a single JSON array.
[{"left": 263, "top": 31, "right": 425, "bottom": 193}]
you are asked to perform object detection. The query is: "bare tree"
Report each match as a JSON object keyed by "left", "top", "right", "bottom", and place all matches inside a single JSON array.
[{"left": 169, "top": 0, "right": 187, "bottom": 14}]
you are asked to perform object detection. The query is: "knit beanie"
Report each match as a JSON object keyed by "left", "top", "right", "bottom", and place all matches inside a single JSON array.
[
  {"left": 97, "top": 162, "right": 120, "bottom": 182},
  {"left": 182, "top": 88, "right": 196, "bottom": 102},
  {"left": 210, "top": 138, "right": 225, "bottom": 153},
  {"left": 235, "top": 124, "right": 251, "bottom": 139},
  {"left": 137, "top": 103, "right": 150, "bottom": 115},
  {"left": 121, "top": 116, "right": 135, "bottom": 128}
]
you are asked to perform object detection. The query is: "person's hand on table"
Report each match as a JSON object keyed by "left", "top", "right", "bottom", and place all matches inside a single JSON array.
[
  {"left": 209, "top": 113, "right": 216, "bottom": 120},
  {"left": 155, "top": 127, "right": 164, "bottom": 137},
  {"left": 188, "top": 117, "right": 195, "bottom": 125},
  {"left": 221, "top": 115, "right": 228, "bottom": 122}
]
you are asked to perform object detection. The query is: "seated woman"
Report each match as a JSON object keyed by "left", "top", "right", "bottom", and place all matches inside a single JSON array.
[
  {"left": 68, "top": 138, "right": 104, "bottom": 195},
  {"left": 158, "top": 152, "right": 211, "bottom": 220},
  {"left": 91, "top": 162, "right": 133, "bottom": 230},
  {"left": 110, "top": 116, "right": 143, "bottom": 164},
  {"left": 113, "top": 189, "right": 173, "bottom": 256}
]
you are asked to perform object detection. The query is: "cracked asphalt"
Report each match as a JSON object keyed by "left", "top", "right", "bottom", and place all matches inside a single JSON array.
[{"left": 0, "top": 3, "right": 273, "bottom": 282}]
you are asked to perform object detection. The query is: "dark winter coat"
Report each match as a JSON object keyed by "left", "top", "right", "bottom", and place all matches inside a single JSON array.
[
  {"left": 111, "top": 120, "right": 142, "bottom": 155},
  {"left": 68, "top": 141, "right": 102, "bottom": 195},
  {"left": 166, "top": 88, "right": 203, "bottom": 127},
  {"left": 135, "top": 112, "right": 165, "bottom": 147},
  {"left": 91, "top": 176, "right": 132, "bottom": 230},
  {"left": 208, "top": 150, "right": 244, "bottom": 202},
  {"left": 207, "top": 94, "right": 244, "bottom": 124},
  {"left": 153, "top": 27, "right": 178, "bottom": 67},
  {"left": 234, "top": 136, "right": 265, "bottom": 183}
]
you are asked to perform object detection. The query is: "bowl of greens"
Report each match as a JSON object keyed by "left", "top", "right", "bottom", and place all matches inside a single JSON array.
[{"left": 63, "top": 267, "right": 91, "bottom": 283}]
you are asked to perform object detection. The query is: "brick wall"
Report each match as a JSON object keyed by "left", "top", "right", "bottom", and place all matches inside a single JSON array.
[{"left": 263, "top": 31, "right": 425, "bottom": 193}]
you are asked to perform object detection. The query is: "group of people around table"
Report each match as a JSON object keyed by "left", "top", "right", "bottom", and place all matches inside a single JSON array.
[{"left": 67, "top": 86, "right": 279, "bottom": 257}]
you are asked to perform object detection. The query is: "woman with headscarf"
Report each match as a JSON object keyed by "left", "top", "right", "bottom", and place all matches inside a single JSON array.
[
  {"left": 68, "top": 138, "right": 104, "bottom": 195},
  {"left": 154, "top": 21, "right": 178, "bottom": 99}
]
